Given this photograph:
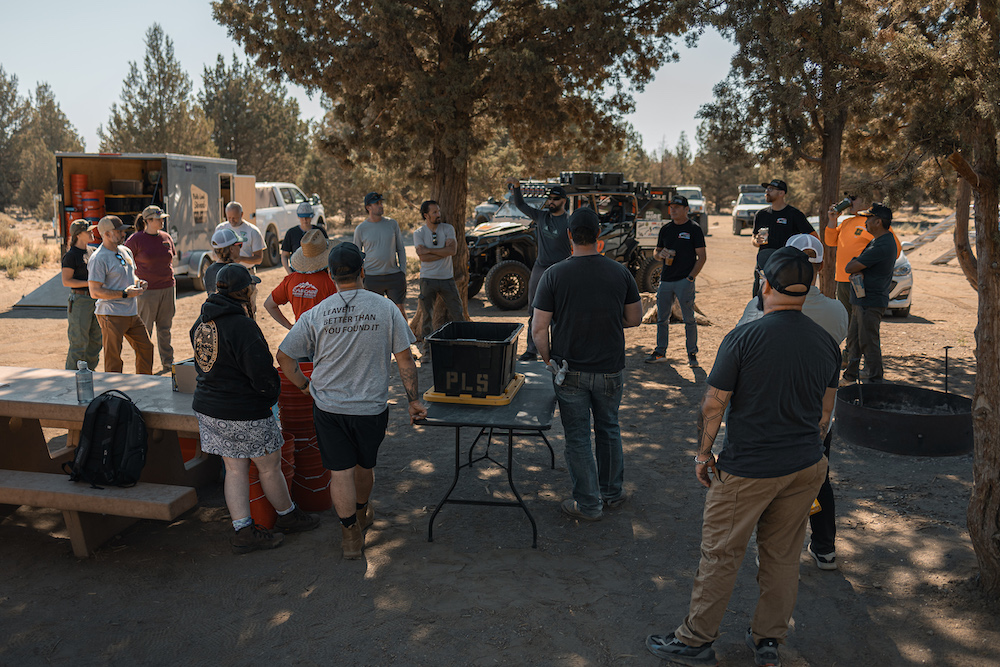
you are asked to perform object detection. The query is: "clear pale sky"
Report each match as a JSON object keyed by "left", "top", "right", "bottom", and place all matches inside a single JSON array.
[{"left": 0, "top": 1, "right": 735, "bottom": 156}]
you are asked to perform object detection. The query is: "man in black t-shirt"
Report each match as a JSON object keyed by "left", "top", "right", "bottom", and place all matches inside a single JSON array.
[
  {"left": 280, "top": 202, "right": 329, "bottom": 274},
  {"left": 646, "top": 247, "right": 838, "bottom": 667},
  {"left": 532, "top": 207, "right": 642, "bottom": 521},
  {"left": 645, "top": 195, "right": 706, "bottom": 367},
  {"left": 843, "top": 203, "right": 896, "bottom": 384},
  {"left": 751, "top": 179, "right": 815, "bottom": 296}
]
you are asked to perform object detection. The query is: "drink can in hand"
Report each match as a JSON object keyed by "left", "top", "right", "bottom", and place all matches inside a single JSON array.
[{"left": 850, "top": 273, "right": 866, "bottom": 298}]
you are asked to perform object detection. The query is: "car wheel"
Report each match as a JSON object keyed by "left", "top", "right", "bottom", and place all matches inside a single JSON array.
[
  {"left": 262, "top": 229, "right": 280, "bottom": 267},
  {"left": 485, "top": 260, "right": 530, "bottom": 310},
  {"left": 190, "top": 255, "right": 212, "bottom": 292},
  {"left": 467, "top": 276, "right": 484, "bottom": 299},
  {"left": 733, "top": 219, "right": 742, "bottom": 235},
  {"left": 892, "top": 307, "right": 910, "bottom": 317},
  {"left": 636, "top": 256, "right": 662, "bottom": 293}
]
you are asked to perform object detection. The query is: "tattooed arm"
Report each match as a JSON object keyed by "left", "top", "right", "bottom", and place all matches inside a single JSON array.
[
  {"left": 393, "top": 347, "right": 427, "bottom": 423},
  {"left": 695, "top": 385, "right": 732, "bottom": 488}
]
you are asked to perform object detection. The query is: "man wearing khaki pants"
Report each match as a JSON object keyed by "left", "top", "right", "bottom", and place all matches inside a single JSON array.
[
  {"left": 646, "top": 247, "right": 839, "bottom": 667},
  {"left": 88, "top": 216, "right": 154, "bottom": 374}
]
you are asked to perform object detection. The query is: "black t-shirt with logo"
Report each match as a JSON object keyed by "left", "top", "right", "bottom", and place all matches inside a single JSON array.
[
  {"left": 752, "top": 205, "right": 814, "bottom": 267},
  {"left": 656, "top": 220, "right": 706, "bottom": 282},
  {"left": 61, "top": 245, "right": 89, "bottom": 283}
]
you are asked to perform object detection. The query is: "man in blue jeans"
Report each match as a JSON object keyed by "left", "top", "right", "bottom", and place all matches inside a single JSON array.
[
  {"left": 531, "top": 207, "right": 643, "bottom": 520},
  {"left": 645, "top": 195, "right": 707, "bottom": 368}
]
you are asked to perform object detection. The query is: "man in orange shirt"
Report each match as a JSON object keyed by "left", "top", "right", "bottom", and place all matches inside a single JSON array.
[{"left": 824, "top": 197, "right": 901, "bottom": 364}]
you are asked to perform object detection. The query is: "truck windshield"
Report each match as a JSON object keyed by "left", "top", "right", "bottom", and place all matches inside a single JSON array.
[
  {"left": 492, "top": 198, "right": 544, "bottom": 220},
  {"left": 677, "top": 189, "right": 702, "bottom": 200},
  {"left": 738, "top": 193, "right": 767, "bottom": 205}
]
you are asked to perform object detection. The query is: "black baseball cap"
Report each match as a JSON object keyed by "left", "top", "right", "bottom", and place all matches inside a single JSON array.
[
  {"left": 568, "top": 206, "right": 600, "bottom": 235},
  {"left": 328, "top": 241, "right": 366, "bottom": 276},
  {"left": 546, "top": 186, "right": 568, "bottom": 199},
  {"left": 215, "top": 264, "right": 261, "bottom": 295},
  {"left": 670, "top": 194, "right": 689, "bottom": 207},
  {"left": 762, "top": 247, "right": 812, "bottom": 296},
  {"left": 363, "top": 192, "right": 383, "bottom": 207},
  {"left": 860, "top": 203, "right": 893, "bottom": 226},
  {"left": 762, "top": 179, "right": 788, "bottom": 192}
]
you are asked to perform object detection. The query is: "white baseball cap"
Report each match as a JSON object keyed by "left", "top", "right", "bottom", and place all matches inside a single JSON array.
[{"left": 785, "top": 234, "right": 824, "bottom": 263}]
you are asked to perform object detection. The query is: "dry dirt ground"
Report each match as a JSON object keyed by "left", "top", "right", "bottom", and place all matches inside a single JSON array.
[{"left": 1, "top": 212, "right": 997, "bottom": 666}]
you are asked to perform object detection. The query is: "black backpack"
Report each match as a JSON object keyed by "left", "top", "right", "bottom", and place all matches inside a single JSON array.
[{"left": 64, "top": 390, "right": 148, "bottom": 488}]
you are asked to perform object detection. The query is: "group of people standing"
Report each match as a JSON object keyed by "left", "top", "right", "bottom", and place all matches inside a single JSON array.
[{"left": 61, "top": 205, "right": 177, "bottom": 376}]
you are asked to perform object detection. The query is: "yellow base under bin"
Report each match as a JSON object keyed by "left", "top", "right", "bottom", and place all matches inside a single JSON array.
[{"left": 423, "top": 373, "right": 526, "bottom": 406}]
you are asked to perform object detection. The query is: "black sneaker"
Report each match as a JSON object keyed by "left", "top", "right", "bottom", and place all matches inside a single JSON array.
[
  {"left": 809, "top": 549, "right": 837, "bottom": 570},
  {"left": 645, "top": 635, "right": 717, "bottom": 666},
  {"left": 604, "top": 492, "right": 628, "bottom": 509},
  {"left": 275, "top": 506, "right": 321, "bottom": 534},
  {"left": 688, "top": 354, "right": 700, "bottom": 368},
  {"left": 230, "top": 523, "right": 284, "bottom": 555},
  {"left": 745, "top": 629, "right": 780, "bottom": 667},
  {"left": 644, "top": 352, "right": 667, "bottom": 364},
  {"left": 518, "top": 351, "right": 538, "bottom": 362}
]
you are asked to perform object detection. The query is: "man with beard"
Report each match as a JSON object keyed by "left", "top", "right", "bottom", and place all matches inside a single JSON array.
[
  {"left": 504, "top": 177, "right": 572, "bottom": 362},
  {"left": 750, "top": 179, "right": 815, "bottom": 296}
]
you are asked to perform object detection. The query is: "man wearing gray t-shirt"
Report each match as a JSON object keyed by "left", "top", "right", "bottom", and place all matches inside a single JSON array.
[
  {"left": 88, "top": 216, "right": 154, "bottom": 374},
  {"left": 413, "top": 200, "right": 465, "bottom": 356},
  {"left": 276, "top": 242, "right": 426, "bottom": 561},
  {"left": 353, "top": 192, "right": 408, "bottom": 319}
]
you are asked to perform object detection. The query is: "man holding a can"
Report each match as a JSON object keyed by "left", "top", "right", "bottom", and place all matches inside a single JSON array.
[
  {"left": 750, "top": 179, "right": 815, "bottom": 296},
  {"left": 531, "top": 207, "right": 643, "bottom": 521},
  {"left": 645, "top": 194, "right": 706, "bottom": 367},
  {"left": 842, "top": 203, "right": 897, "bottom": 385}
]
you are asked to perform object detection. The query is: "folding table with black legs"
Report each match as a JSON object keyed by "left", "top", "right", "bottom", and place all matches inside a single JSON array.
[{"left": 417, "top": 367, "right": 556, "bottom": 548}]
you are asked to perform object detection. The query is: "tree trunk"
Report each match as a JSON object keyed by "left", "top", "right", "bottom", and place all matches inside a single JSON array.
[
  {"left": 967, "top": 114, "right": 1000, "bottom": 595},
  {"left": 954, "top": 177, "right": 978, "bottom": 291},
  {"left": 818, "top": 111, "right": 845, "bottom": 297}
]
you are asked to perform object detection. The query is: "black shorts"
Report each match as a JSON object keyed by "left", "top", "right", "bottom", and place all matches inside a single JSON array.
[
  {"left": 364, "top": 271, "right": 407, "bottom": 305},
  {"left": 313, "top": 406, "right": 389, "bottom": 471}
]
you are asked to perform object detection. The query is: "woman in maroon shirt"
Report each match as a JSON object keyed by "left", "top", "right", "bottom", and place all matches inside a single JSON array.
[{"left": 125, "top": 205, "right": 177, "bottom": 374}]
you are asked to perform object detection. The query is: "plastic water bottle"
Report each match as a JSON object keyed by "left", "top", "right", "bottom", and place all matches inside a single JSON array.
[{"left": 76, "top": 361, "right": 94, "bottom": 404}]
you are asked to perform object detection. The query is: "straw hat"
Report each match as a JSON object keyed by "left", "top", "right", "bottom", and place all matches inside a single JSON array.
[{"left": 290, "top": 229, "right": 333, "bottom": 273}]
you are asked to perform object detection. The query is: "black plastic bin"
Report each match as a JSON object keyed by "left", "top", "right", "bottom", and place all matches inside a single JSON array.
[{"left": 426, "top": 321, "right": 523, "bottom": 397}]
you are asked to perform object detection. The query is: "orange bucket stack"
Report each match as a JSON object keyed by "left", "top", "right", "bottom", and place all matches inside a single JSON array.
[
  {"left": 81, "top": 190, "right": 105, "bottom": 221},
  {"left": 277, "top": 363, "right": 332, "bottom": 512},
  {"left": 70, "top": 174, "right": 88, "bottom": 210}
]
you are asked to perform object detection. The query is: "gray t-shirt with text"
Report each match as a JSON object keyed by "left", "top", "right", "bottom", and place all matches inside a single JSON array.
[
  {"left": 278, "top": 289, "right": 416, "bottom": 415},
  {"left": 89, "top": 245, "right": 139, "bottom": 316},
  {"left": 413, "top": 223, "right": 457, "bottom": 280}
]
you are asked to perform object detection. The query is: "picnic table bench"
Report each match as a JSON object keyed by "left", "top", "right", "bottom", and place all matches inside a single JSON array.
[{"left": 0, "top": 366, "right": 218, "bottom": 556}]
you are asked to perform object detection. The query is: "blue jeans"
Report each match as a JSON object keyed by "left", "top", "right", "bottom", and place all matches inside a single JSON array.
[
  {"left": 655, "top": 278, "right": 698, "bottom": 356},
  {"left": 553, "top": 370, "right": 625, "bottom": 516}
]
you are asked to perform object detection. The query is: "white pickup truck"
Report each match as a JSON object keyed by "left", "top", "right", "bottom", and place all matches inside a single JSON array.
[{"left": 253, "top": 182, "right": 325, "bottom": 267}]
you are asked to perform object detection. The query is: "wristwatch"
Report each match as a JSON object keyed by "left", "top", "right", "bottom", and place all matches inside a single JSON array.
[{"left": 121, "top": 289, "right": 128, "bottom": 299}]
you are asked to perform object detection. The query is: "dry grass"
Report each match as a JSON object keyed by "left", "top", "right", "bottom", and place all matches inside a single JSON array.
[{"left": 0, "top": 217, "right": 59, "bottom": 278}]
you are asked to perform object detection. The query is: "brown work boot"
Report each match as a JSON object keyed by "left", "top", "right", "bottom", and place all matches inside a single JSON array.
[
  {"left": 275, "top": 506, "right": 321, "bottom": 534},
  {"left": 231, "top": 523, "right": 284, "bottom": 555},
  {"left": 341, "top": 522, "right": 364, "bottom": 559},
  {"left": 357, "top": 503, "right": 374, "bottom": 532}
]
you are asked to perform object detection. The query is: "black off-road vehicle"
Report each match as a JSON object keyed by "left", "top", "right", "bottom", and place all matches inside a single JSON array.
[{"left": 466, "top": 173, "right": 675, "bottom": 309}]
